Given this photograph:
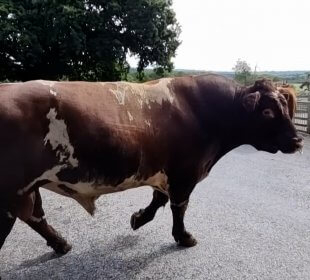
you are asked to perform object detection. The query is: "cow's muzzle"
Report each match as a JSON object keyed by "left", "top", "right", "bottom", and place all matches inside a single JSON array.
[
  {"left": 280, "top": 136, "right": 303, "bottom": 154},
  {"left": 293, "top": 136, "right": 303, "bottom": 152}
]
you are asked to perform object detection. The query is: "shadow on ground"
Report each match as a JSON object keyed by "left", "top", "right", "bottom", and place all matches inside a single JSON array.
[{"left": 6, "top": 234, "right": 187, "bottom": 280}]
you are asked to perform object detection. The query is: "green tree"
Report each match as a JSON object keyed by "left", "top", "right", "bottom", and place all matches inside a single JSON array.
[
  {"left": 233, "top": 59, "right": 252, "bottom": 85},
  {"left": 0, "top": 0, "right": 180, "bottom": 81}
]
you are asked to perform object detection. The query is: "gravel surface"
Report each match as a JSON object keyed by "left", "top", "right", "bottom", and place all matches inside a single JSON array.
[{"left": 1, "top": 137, "right": 310, "bottom": 280}]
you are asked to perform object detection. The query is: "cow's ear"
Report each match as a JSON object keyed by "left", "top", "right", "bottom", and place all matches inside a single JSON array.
[
  {"left": 242, "top": 91, "right": 260, "bottom": 112},
  {"left": 249, "top": 79, "right": 274, "bottom": 93},
  {"left": 280, "top": 90, "right": 289, "bottom": 100}
]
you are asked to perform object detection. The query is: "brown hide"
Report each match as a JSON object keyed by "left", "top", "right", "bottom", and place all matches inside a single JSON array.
[
  {"left": 0, "top": 75, "right": 302, "bottom": 257},
  {"left": 277, "top": 85, "right": 297, "bottom": 119}
]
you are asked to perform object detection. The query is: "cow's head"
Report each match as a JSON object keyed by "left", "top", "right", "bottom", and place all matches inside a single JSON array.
[{"left": 239, "top": 79, "right": 302, "bottom": 154}]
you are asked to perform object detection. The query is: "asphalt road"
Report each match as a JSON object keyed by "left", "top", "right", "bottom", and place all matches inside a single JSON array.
[{"left": 1, "top": 137, "right": 310, "bottom": 280}]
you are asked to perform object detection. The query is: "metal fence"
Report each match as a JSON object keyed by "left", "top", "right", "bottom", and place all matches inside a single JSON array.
[{"left": 295, "top": 96, "right": 310, "bottom": 133}]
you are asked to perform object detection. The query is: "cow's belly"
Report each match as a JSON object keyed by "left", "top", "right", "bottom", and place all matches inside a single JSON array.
[{"left": 36, "top": 166, "right": 169, "bottom": 215}]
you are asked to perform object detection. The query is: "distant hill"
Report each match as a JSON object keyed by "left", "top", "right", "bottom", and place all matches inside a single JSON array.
[
  {"left": 127, "top": 68, "right": 310, "bottom": 84},
  {"left": 172, "top": 70, "right": 309, "bottom": 83}
]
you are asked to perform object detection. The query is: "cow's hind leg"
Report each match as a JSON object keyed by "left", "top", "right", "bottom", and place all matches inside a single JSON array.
[
  {"left": 24, "top": 190, "right": 72, "bottom": 255},
  {"left": 130, "top": 190, "right": 168, "bottom": 230},
  {"left": 169, "top": 183, "right": 197, "bottom": 247},
  {"left": 0, "top": 208, "right": 16, "bottom": 250}
]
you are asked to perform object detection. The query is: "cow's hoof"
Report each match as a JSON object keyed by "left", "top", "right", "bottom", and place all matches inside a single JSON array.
[
  {"left": 130, "top": 209, "right": 146, "bottom": 230},
  {"left": 55, "top": 243, "right": 72, "bottom": 255},
  {"left": 48, "top": 240, "right": 72, "bottom": 255},
  {"left": 175, "top": 233, "right": 197, "bottom": 247}
]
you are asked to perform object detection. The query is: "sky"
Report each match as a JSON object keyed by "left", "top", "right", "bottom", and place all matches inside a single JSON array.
[{"left": 129, "top": 0, "right": 310, "bottom": 71}]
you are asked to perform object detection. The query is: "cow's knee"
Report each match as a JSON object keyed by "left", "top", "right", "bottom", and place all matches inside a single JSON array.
[{"left": 131, "top": 190, "right": 168, "bottom": 230}]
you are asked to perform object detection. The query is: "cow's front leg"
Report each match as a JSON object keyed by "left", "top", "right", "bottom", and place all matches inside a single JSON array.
[
  {"left": 169, "top": 184, "right": 197, "bottom": 247},
  {"left": 131, "top": 190, "right": 168, "bottom": 230},
  {"left": 170, "top": 200, "right": 197, "bottom": 247},
  {"left": 0, "top": 208, "right": 16, "bottom": 250},
  {"left": 24, "top": 190, "right": 72, "bottom": 255}
]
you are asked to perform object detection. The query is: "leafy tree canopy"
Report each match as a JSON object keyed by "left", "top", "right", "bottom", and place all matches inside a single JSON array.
[
  {"left": 0, "top": 0, "right": 180, "bottom": 81},
  {"left": 232, "top": 59, "right": 252, "bottom": 85}
]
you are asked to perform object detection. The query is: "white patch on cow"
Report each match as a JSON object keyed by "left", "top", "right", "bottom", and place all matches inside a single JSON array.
[
  {"left": 110, "top": 84, "right": 126, "bottom": 105},
  {"left": 18, "top": 165, "right": 64, "bottom": 195},
  {"left": 145, "top": 172, "right": 169, "bottom": 195},
  {"left": 106, "top": 78, "right": 175, "bottom": 110},
  {"left": 36, "top": 80, "right": 57, "bottom": 96},
  {"left": 132, "top": 78, "right": 175, "bottom": 107},
  {"left": 137, "top": 98, "right": 143, "bottom": 109},
  {"left": 44, "top": 108, "right": 78, "bottom": 167},
  {"left": 127, "top": 111, "right": 134, "bottom": 122},
  {"left": 63, "top": 172, "right": 168, "bottom": 197},
  {"left": 43, "top": 181, "right": 99, "bottom": 214},
  {"left": 144, "top": 120, "right": 151, "bottom": 127},
  {"left": 50, "top": 89, "right": 57, "bottom": 96},
  {"left": 40, "top": 171, "right": 169, "bottom": 214},
  {"left": 142, "top": 78, "right": 175, "bottom": 104},
  {"left": 58, "top": 176, "right": 137, "bottom": 199},
  {"left": 7, "top": 212, "right": 14, "bottom": 219}
]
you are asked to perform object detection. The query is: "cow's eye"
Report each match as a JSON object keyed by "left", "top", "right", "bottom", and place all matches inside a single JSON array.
[{"left": 262, "top": 108, "right": 275, "bottom": 119}]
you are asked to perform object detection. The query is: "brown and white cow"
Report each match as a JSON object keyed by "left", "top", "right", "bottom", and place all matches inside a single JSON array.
[{"left": 0, "top": 74, "right": 303, "bottom": 257}]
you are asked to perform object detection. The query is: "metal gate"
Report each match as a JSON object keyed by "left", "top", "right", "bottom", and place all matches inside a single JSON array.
[{"left": 295, "top": 96, "right": 310, "bottom": 133}]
